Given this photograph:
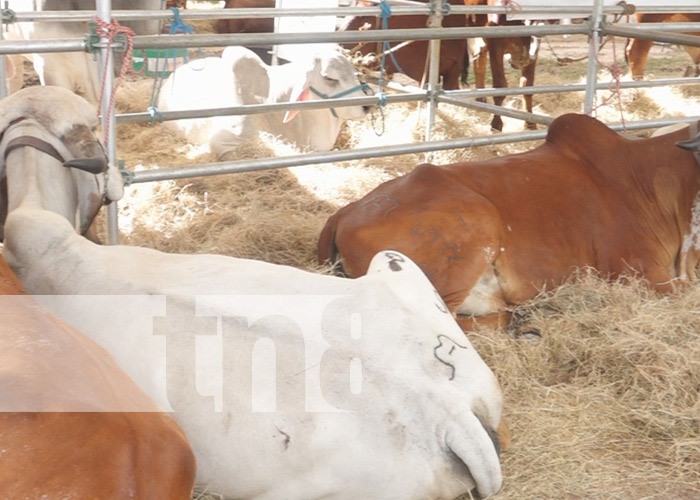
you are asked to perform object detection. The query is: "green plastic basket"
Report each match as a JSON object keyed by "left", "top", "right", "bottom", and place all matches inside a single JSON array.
[{"left": 132, "top": 48, "right": 188, "bottom": 76}]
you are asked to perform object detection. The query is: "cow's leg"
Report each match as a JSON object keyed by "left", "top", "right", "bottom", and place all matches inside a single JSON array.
[
  {"left": 471, "top": 41, "right": 488, "bottom": 103},
  {"left": 625, "top": 38, "right": 653, "bottom": 80},
  {"left": 520, "top": 58, "right": 537, "bottom": 130},
  {"left": 443, "top": 43, "right": 468, "bottom": 90},
  {"left": 487, "top": 39, "right": 507, "bottom": 131},
  {"left": 683, "top": 45, "right": 700, "bottom": 77}
]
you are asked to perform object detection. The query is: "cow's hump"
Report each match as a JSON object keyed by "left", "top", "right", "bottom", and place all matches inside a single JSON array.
[{"left": 545, "top": 113, "right": 624, "bottom": 163}]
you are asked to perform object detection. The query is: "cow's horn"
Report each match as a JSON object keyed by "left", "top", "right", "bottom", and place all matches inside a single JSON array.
[
  {"left": 63, "top": 157, "right": 108, "bottom": 174},
  {"left": 676, "top": 135, "right": 700, "bottom": 152}
]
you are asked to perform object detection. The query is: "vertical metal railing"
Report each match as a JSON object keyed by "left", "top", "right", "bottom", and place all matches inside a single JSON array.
[
  {"left": 583, "top": 0, "right": 605, "bottom": 113},
  {"left": 96, "top": 0, "right": 120, "bottom": 244},
  {"left": 424, "top": 0, "right": 444, "bottom": 146}
]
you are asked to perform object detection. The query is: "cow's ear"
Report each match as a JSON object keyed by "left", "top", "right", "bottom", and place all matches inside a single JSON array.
[
  {"left": 283, "top": 86, "right": 311, "bottom": 124},
  {"left": 4, "top": 54, "right": 15, "bottom": 80},
  {"left": 445, "top": 413, "right": 503, "bottom": 499}
]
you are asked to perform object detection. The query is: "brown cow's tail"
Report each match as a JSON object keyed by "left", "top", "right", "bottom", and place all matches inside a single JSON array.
[{"left": 317, "top": 214, "right": 347, "bottom": 277}]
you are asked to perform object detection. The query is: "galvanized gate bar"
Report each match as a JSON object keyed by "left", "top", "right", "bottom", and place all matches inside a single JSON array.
[
  {"left": 438, "top": 96, "right": 555, "bottom": 127},
  {"left": 129, "top": 115, "right": 700, "bottom": 185},
  {"left": 603, "top": 23, "right": 700, "bottom": 48}
]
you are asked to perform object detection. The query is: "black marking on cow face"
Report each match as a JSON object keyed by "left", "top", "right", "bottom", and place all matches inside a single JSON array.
[
  {"left": 433, "top": 334, "right": 469, "bottom": 381},
  {"left": 384, "top": 251, "right": 405, "bottom": 272},
  {"left": 434, "top": 289, "right": 449, "bottom": 314}
]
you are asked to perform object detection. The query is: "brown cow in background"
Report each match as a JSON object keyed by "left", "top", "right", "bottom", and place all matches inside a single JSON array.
[
  {"left": 338, "top": 0, "right": 469, "bottom": 90},
  {"left": 341, "top": 0, "right": 539, "bottom": 130},
  {"left": 625, "top": 13, "right": 700, "bottom": 80},
  {"left": 217, "top": 0, "right": 275, "bottom": 35},
  {"left": 216, "top": 0, "right": 277, "bottom": 63},
  {"left": 463, "top": 0, "right": 540, "bottom": 131}
]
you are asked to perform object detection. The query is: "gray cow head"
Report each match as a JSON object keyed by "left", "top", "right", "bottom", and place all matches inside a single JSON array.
[{"left": 0, "top": 86, "right": 124, "bottom": 237}]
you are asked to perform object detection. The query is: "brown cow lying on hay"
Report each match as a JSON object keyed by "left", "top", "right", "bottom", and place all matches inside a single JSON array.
[
  {"left": 0, "top": 257, "right": 195, "bottom": 498},
  {"left": 318, "top": 113, "right": 700, "bottom": 331}
]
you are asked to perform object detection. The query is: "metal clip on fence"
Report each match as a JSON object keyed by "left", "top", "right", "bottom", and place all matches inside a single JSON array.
[
  {"left": 428, "top": 0, "right": 450, "bottom": 17},
  {"left": 1, "top": 7, "right": 16, "bottom": 24},
  {"left": 84, "top": 23, "right": 100, "bottom": 54}
]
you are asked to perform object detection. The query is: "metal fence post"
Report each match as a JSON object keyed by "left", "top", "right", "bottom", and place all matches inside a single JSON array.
[
  {"left": 584, "top": 0, "right": 605, "bottom": 114},
  {"left": 97, "top": 0, "right": 120, "bottom": 245},
  {"left": 424, "top": 0, "right": 444, "bottom": 149}
]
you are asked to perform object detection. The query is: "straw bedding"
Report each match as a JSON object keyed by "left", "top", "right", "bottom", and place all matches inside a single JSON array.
[{"left": 104, "top": 25, "right": 700, "bottom": 499}]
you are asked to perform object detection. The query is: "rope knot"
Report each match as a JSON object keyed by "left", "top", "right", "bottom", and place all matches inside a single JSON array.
[
  {"left": 168, "top": 6, "right": 194, "bottom": 35},
  {"left": 379, "top": 0, "right": 392, "bottom": 20},
  {"left": 616, "top": 1, "right": 636, "bottom": 17},
  {"left": 94, "top": 16, "right": 138, "bottom": 143}
]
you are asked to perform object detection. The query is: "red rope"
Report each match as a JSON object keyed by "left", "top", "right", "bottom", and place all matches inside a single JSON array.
[
  {"left": 93, "top": 16, "right": 138, "bottom": 143},
  {"left": 590, "top": 34, "right": 626, "bottom": 129}
]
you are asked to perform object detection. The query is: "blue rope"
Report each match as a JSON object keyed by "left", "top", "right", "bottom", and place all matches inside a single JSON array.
[
  {"left": 144, "top": 6, "right": 194, "bottom": 125},
  {"left": 379, "top": 0, "right": 405, "bottom": 77},
  {"left": 168, "top": 6, "right": 193, "bottom": 35}
]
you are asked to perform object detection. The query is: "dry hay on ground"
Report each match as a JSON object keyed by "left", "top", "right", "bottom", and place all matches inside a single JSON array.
[
  {"left": 465, "top": 272, "right": 700, "bottom": 500},
  {"left": 108, "top": 30, "right": 700, "bottom": 500}
]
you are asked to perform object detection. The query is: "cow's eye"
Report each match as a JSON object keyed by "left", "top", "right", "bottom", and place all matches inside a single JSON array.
[{"left": 323, "top": 76, "right": 339, "bottom": 85}]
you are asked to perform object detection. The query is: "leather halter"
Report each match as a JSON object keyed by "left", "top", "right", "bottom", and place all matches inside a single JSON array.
[
  {"left": 2, "top": 128, "right": 112, "bottom": 206},
  {"left": 4, "top": 136, "right": 66, "bottom": 164}
]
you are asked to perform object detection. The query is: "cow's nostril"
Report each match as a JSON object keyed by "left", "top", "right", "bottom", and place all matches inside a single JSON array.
[{"left": 362, "top": 105, "right": 371, "bottom": 113}]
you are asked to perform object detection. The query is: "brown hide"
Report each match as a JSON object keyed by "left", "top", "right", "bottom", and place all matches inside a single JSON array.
[
  {"left": 464, "top": 0, "right": 539, "bottom": 131},
  {"left": 318, "top": 114, "right": 700, "bottom": 326},
  {"left": 625, "top": 13, "right": 700, "bottom": 79},
  {"left": 217, "top": 0, "right": 276, "bottom": 35},
  {"left": 339, "top": 0, "right": 468, "bottom": 90},
  {"left": 0, "top": 255, "right": 196, "bottom": 498}
]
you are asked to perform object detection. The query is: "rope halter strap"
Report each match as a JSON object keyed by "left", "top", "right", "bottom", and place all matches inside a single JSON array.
[{"left": 308, "top": 82, "right": 371, "bottom": 118}]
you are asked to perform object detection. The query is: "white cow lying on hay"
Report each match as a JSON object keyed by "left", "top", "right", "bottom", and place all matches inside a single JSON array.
[
  {"left": 0, "top": 86, "right": 503, "bottom": 500},
  {"left": 157, "top": 46, "right": 370, "bottom": 157}
]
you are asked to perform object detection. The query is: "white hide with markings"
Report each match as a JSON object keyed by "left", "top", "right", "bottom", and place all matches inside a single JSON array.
[
  {"left": 157, "top": 45, "right": 369, "bottom": 156},
  {"left": 0, "top": 87, "right": 503, "bottom": 500}
]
